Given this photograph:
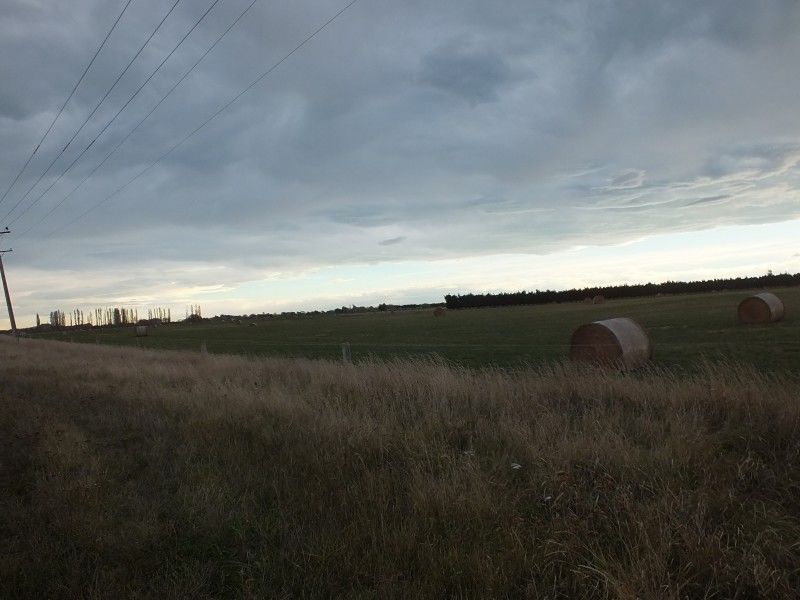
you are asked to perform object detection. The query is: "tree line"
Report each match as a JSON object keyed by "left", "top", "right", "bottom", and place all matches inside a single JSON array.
[
  {"left": 186, "top": 305, "right": 202, "bottom": 320},
  {"left": 444, "top": 272, "right": 800, "bottom": 309},
  {"left": 40, "top": 306, "right": 175, "bottom": 328}
]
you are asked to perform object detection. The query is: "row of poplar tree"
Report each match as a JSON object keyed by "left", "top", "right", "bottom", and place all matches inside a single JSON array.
[{"left": 39, "top": 307, "right": 175, "bottom": 328}]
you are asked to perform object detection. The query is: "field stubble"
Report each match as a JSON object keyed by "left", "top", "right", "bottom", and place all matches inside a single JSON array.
[{"left": 1, "top": 337, "right": 800, "bottom": 598}]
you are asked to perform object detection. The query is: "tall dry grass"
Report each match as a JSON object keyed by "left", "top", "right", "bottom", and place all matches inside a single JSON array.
[{"left": 1, "top": 336, "right": 799, "bottom": 598}]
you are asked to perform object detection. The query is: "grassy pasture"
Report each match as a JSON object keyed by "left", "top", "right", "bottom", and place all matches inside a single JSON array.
[
  {"left": 36, "top": 286, "right": 800, "bottom": 371},
  {"left": 2, "top": 337, "right": 800, "bottom": 598}
]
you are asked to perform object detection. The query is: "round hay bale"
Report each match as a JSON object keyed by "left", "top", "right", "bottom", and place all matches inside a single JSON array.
[
  {"left": 433, "top": 307, "right": 446, "bottom": 317},
  {"left": 583, "top": 297, "right": 593, "bottom": 304},
  {"left": 570, "top": 317, "right": 651, "bottom": 370},
  {"left": 135, "top": 325, "right": 148, "bottom": 337},
  {"left": 738, "top": 292, "right": 784, "bottom": 324},
  {"left": 592, "top": 295, "right": 606, "bottom": 305}
]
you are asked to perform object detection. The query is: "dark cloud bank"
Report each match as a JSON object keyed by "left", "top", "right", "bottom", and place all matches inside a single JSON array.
[{"left": 0, "top": 0, "right": 799, "bottom": 302}]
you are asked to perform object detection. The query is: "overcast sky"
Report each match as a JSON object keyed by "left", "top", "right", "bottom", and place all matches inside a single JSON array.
[{"left": 1, "top": 0, "right": 799, "bottom": 326}]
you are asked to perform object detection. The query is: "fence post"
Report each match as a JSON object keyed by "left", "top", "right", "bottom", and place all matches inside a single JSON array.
[
  {"left": 341, "top": 342, "right": 351, "bottom": 363},
  {"left": 200, "top": 340, "right": 208, "bottom": 355}
]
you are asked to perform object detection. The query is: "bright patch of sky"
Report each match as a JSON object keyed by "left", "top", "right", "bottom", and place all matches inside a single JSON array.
[{"left": 6, "top": 218, "right": 796, "bottom": 328}]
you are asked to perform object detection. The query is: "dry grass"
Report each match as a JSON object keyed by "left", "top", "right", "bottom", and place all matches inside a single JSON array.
[{"left": 1, "top": 336, "right": 800, "bottom": 599}]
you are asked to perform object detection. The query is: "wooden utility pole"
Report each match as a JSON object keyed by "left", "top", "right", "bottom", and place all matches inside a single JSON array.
[{"left": 0, "top": 228, "right": 17, "bottom": 336}]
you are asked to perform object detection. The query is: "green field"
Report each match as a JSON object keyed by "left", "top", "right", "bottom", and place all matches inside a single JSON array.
[{"left": 36, "top": 286, "right": 800, "bottom": 371}]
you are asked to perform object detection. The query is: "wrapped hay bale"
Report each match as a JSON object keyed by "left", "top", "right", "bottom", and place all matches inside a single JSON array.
[
  {"left": 570, "top": 317, "right": 652, "bottom": 370},
  {"left": 738, "top": 292, "right": 784, "bottom": 324},
  {"left": 592, "top": 295, "right": 606, "bottom": 304}
]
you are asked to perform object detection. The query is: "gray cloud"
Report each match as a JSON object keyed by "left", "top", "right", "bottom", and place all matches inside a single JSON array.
[
  {"left": 0, "top": 0, "right": 799, "bottom": 318},
  {"left": 419, "top": 40, "right": 517, "bottom": 104},
  {"left": 606, "top": 170, "right": 646, "bottom": 190},
  {"left": 378, "top": 236, "right": 405, "bottom": 246},
  {"left": 686, "top": 194, "right": 731, "bottom": 207}
]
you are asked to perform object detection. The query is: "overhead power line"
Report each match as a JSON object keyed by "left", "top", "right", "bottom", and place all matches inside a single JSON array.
[
  {"left": 5, "top": 0, "right": 224, "bottom": 228},
  {"left": 17, "top": 0, "right": 262, "bottom": 237},
  {"left": 39, "top": 0, "right": 361, "bottom": 243},
  {"left": 0, "top": 0, "right": 183, "bottom": 225},
  {"left": 0, "top": 0, "right": 135, "bottom": 207}
]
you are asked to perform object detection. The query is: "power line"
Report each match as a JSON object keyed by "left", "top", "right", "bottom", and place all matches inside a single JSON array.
[
  {"left": 0, "top": 0, "right": 182, "bottom": 225},
  {"left": 17, "top": 0, "right": 262, "bottom": 238},
  {"left": 0, "top": 0, "right": 135, "bottom": 207},
  {"left": 5, "top": 0, "right": 224, "bottom": 228},
  {"left": 38, "top": 0, "right": 361, "bottom": 242}
]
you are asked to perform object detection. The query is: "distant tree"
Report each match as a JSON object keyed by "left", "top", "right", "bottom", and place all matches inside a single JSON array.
[
  {"left": 35, "top": 313, "right": 40, "bottom": 327},
  {"left": 444, "top": 272, "right": 800, "bottom": 310},
  {"left": 49, "top": 310, "right": 65, "bottom": 327}
]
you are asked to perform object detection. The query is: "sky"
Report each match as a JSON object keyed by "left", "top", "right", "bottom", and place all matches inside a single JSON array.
[{"left": 0, "top": 0, "right": 799, "bottom": 327}]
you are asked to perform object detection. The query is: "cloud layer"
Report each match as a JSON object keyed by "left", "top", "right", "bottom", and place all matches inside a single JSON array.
[{"left": 1, "top": 0, "right": 799, "bottom": 322}]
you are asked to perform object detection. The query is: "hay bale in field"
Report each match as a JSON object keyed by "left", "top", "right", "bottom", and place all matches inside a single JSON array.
[
  {"left": 570, "top": 317, "right": 651, "bottom": 370},
  {"left": 433, "top": 307, "right": 446, "bottom": 317},
  {"left": 583, "top": 297, "right": 593, "bottom": 304},
  {"left": 135, "top": 325, "right": 148, "bottom": 337},
  {"left": 738, "top": 292, "right": 784, "bottom": 324},
  {"left": 592, "top": 295, "right": 606, "bottom": 304}
]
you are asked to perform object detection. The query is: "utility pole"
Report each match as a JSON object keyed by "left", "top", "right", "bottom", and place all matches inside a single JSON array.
[{"left": 0, "top": 227, "right": 17, "bottom": 337}]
